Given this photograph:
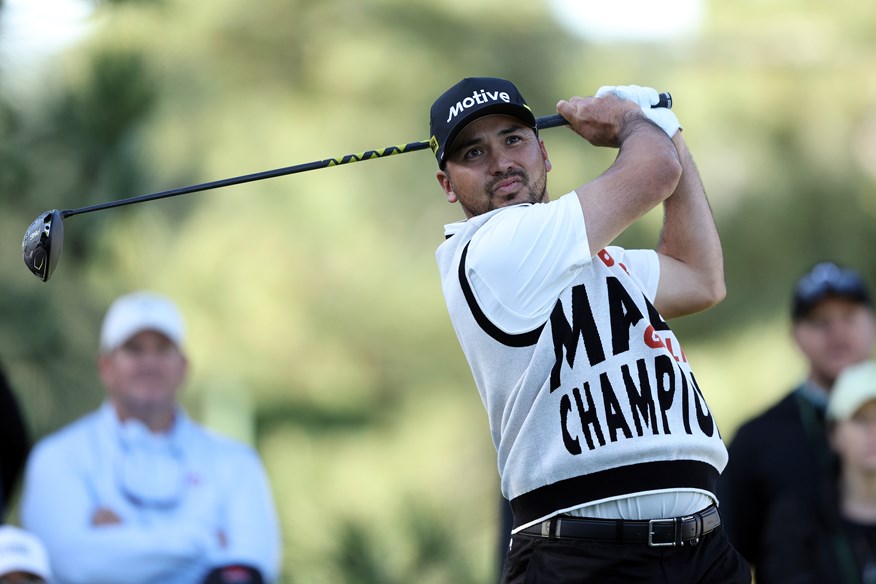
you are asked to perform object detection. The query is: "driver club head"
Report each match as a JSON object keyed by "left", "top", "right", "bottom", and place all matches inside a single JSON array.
[{"left": 22, "top": 210, "right": 65, "bottom": 282}]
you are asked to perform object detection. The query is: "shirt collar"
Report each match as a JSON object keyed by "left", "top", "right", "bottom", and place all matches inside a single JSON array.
[
  {"left": 798, "top": 379, "right": 829, "bottom": 411},
  {"left": 442, "top": 203, "right": 536, "bottom": 239},
  {"left": 100, "top": 401, "right": 190, "bottom": 450}
]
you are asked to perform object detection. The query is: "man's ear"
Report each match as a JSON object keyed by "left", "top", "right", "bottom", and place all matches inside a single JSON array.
[
  {"left": 436, "top": 170, "right": 458, "bottom": 204},
  {"left": 97, "top": 353, "right": 112, "bottom": 387},
  {"left": 791, "top": 324, "right": 803, "bottom": 347},
  {"left": 540, "top": 138, "right": 552, "bottom": 173}
]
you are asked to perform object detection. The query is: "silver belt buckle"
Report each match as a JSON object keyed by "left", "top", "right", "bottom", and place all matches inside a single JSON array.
[{"left": 648, "top": 518, "right": 677, "bottom": 547}]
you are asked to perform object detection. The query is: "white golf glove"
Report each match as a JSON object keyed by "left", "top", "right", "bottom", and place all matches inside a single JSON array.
[{"left": 596, "top": 84, "right": 680, "bottom": 138}]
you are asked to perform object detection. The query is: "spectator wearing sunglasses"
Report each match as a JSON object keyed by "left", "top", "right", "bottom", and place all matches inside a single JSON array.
[
  {"left": 717, "top": 262, "right": 876, "bottom": 582},
  {"left": 19, "top": 292, "right": 281, "bottom": 584}
]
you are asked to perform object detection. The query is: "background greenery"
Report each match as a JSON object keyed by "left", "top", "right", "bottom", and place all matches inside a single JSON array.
[{"left": 1, "top": 0, "right": 875, "bottom": 582}]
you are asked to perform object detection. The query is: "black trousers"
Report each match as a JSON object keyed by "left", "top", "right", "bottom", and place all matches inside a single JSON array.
[{"left": 500, "top": 526, "right": 751, "bottom": 584}]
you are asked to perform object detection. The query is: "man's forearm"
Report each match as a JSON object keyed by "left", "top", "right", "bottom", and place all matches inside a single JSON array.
[{"left": 656, "top": 132, "right": 726, "bottom": 315}]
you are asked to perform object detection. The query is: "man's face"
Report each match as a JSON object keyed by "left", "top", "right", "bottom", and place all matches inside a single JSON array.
[
  {"left": 435, "top": 114, "right": 551, "bottom": 218},
  {"left": 793, "top": 298, "right": 876, "bottom": 389},
  {"left": 99, "top": 330, "right": 187, "bottom": 425}
]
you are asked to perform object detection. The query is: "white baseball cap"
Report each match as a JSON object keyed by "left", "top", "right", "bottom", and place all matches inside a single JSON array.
[
  {"left": 100, "top": 291, "right": 186, "bottom": 353},
  {"left": 827, "top": 360, "right": 876, "bottom": 421},
  {"left": 0, "top": 525, "right": 51, "bottom": 579}
]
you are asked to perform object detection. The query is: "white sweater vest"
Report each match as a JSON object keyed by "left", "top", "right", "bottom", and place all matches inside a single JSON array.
[{"left": 436, "top": 194, "right": 728, "bottom": 530}]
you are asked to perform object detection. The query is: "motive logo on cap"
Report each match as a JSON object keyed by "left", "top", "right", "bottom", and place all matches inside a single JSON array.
[
  {"left": 429, "top": 77, "right": 536, "bottom": 167},
  {"left": 444, "top": 88, "right": 513, "bottom": 123}
]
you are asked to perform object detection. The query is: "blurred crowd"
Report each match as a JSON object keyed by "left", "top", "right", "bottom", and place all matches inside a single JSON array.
[{"left": 1, "top": 291, "right": 281, "bottom": 584}]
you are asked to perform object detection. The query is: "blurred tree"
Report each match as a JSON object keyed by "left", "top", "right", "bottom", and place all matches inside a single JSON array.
[
  {"left": 29, "top": 48, "right": 159, "bottom": 262},
  {"left": 331, "top": 520, "right": 392, "bottom": 584},
  {"left": 331, "top": 502, "right": 483, "bottom": 584},
  {"left": 0, "top": 38, "right": 164, "bottom": 436},
  {"left": 0, "top": 93, "right": 28, "bottom": 205}
]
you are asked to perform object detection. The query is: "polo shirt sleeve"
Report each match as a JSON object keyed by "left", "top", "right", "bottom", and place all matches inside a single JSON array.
[
  {"left": 603, "top": 246, "right": 661, "bottom": 301},
  {"left": 465, "top": 191, "right": 592, "bottom": 334},
  {"left": 211, "top": 443, "right": 281, "bottom": 582}
]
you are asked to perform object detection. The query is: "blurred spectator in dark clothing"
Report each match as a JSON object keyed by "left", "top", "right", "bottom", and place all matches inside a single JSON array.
[
  {"left": 718, "top": 261, "right": 876, "bottom": 581},
  {"left": 759, "top": 360, "right": 876, "bottom": 584},
  {"left": 0, "top": 361, "right": 30, "bottom": 519}
]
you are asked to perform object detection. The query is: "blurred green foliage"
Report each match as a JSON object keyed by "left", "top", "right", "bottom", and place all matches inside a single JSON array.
[{"left": 1, "top": 0, "right": 876, "bottom": 581}]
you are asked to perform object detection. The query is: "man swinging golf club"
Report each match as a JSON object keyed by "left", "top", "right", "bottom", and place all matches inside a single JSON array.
[{"left": 431, "top": 77, "right": 750, "bottom": 583}]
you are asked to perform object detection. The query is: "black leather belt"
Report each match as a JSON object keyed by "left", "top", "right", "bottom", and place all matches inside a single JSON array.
[{"left": 518, "top": 505, "right": 721, "bottom": 547}]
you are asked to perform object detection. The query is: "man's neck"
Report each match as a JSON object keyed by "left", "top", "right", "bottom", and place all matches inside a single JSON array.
[
  {"left": 805, "top": 376, "right": 831, "bottom": 394},
  {"left": 842, "top": 471, "right": 876, "bottom": 522},
  {"left": 112, "top": 403, "right": 175, "bottom": 434},
  {"left": 798, "top": 379, "right": 830, "bottom": 411},
  {"left": 806, "top": 369, "right": 839, "bottom": 393}
]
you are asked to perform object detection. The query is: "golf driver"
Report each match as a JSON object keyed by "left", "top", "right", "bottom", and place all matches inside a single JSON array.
[{"left": 22, "top": 93, "right": 671, "bottom": 282}]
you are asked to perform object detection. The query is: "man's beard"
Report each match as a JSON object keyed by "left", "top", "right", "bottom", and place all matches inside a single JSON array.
[{"left": 483, "top": 169, "right": 547, "bottom": 212}]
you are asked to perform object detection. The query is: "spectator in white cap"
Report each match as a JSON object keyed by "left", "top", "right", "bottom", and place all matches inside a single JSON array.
[
  {"left": 758, "top": 360, "right": 876, "bottom": 583},
  {"left": 0, "top": 524, "right": 50, "bottom": 584},
  {"left": 19, "top": 291, "right": 282, "bottom": 584},
  {"left": 719, "top": 261, "right": 876, "bottom": 581},
  {"left": 827, "top": 361, "right": 876, "bottom": 528}
]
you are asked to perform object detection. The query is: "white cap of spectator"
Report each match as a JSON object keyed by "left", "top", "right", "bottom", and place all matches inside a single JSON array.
[
  {"left": 0, "top": 525, "right": 51, "bottom": 581},
  {"left": 828, "top": 360, "right": 876, "bottom": 421},
  {"left": 99, "top": 291, "right": 186, "bottom": 353}
]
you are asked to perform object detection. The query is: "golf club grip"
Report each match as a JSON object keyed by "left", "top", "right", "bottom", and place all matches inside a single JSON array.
[{"left": 536, "top": 91, "right": 672, "bottom": 130}]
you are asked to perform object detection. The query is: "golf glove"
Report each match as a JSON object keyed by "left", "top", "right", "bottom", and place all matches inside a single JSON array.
[{"left": 596, "top": 85, "right": 680, "bottom": 138}]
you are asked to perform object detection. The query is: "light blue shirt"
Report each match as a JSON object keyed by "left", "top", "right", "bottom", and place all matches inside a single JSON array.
[{"left": 21, "top": 402, "right": 281, "bottom": 584}]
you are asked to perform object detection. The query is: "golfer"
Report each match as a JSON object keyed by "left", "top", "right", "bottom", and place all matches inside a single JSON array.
[{"left": 431, "top": 77, "right": 750, "bottom": 583}]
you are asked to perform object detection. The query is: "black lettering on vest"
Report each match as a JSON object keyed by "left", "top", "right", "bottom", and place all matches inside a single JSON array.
[
  {"left": 622, "top": 359, "right": 659, "bottom": 436},
  {"left": 645, "top": 296, "right": 671, "bottom": 332},
  {"left": 690, "top": 373, "right": 716, "bottom": 437},
  {"left": 572, "top": 384, "right": 605, "bottom": 450},
  {"left": 549, "top": 285, "right": 606, "bottom": 391},
  {"left": 560, "top": 393, "right": 582, "bottom": 455},
  {"left": 680, "top": 370, "right": 693, "bottom": 435},
  {"left": 601, "top": 372, "right": 633, "bottom": 443},
  {"left": 654, "top": 354, "right": 675, "bottom": 434},
  {"left": 607, "top": 277, "right": 645, "bottom": 357}
]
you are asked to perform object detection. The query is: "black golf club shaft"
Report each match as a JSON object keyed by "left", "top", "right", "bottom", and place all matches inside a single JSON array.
[
  {"left": 61, "top": 141, "right": 432, "bottom": 218},
  {"left": 60, "top": 92, "right": 671, "bottom": 219},
  {"left": 23, "top": 92, "right": 672, "bottom": 282}
]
